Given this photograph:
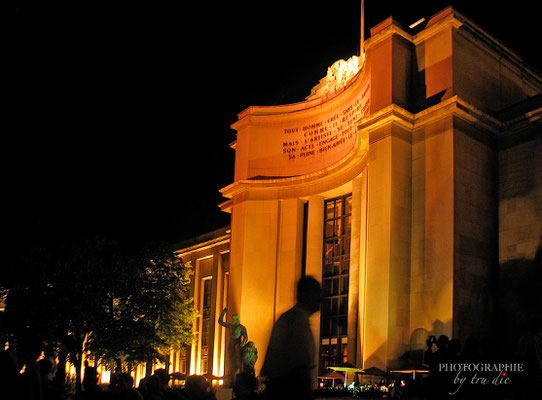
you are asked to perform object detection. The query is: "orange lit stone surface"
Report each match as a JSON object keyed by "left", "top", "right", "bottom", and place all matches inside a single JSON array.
[{"left": 231, "top": 61, "right": 370, "bottom": 180}]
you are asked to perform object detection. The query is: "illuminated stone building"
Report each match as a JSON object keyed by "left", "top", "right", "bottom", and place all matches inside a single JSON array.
[
  {"left": 173, "top": 6, "right": 541, "bottom": 384},
  {"left": 171, "top": 227, "right": 231, "bottom": 380}
]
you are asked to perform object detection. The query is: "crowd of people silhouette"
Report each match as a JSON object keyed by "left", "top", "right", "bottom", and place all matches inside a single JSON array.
[{"left": 1, "top": 280, "right": 540, "bottom": 400}]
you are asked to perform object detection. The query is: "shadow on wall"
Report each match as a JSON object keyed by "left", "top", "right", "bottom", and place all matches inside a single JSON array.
[
  {"left": 365, "top": 246, "right": 542, "bottom": 369},
  {"left": 404, "top": 247, "right": 542, "bottom": 363},
  {"left": 410, "top": 40, "right": 451, "bottom": 113},
  {"left": 496, "top": 244, "right": 542, "bottom": 352},
  {"left": 389, "top": 320, "right": 452, "bottom": 370}
]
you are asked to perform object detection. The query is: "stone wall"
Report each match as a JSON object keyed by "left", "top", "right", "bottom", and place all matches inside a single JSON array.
[{"left": 499, "top": 133, "right": 542, "bottom": 264}]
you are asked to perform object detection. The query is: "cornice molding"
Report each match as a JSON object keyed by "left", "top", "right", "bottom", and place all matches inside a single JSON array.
[
  {"left": 174, "top": 236, "right": 230, "bottom": 258},
  {"left": 220, "top": 93, "right": 539, "bottom": 208}
]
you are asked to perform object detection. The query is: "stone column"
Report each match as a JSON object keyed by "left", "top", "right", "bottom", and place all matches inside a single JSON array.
[
  {"left": 190, "top": 259, "right": 202, "bottom": 375},
  {"left": 358, "top": 168, "right": 369, "bottom": 367},
  {"left": 305, "top": 195, "right": 324, "bottom": 387},
  {"left": 207, "top": 255, "right": 219, "bottom": 380},
  {"left": 229, "top": 199, "right": 280, "bottom": 376},
  {"left": 364, "top": 127, "right": 412, "bottom": 370},
  {"left": 275, "top": 198, "right": 304, "bottom": 320},
  {"left": 211, "top": 254, "right": 225, "bottom": 378},
  {"left": 347, "top": 176, "right": 362, "bottom": 369}
]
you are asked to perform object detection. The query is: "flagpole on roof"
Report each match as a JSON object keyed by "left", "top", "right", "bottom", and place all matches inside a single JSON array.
[{"left": 360, "top": 0, "right": 365, "bottom": 56}]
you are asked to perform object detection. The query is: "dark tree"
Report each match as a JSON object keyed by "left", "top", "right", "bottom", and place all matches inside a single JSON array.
[
  {"left": 1, "top": 238, "right": 196, "bottom": 396},
  {"left": 86, "top": 243, "right": 197, "bottom": 371}
]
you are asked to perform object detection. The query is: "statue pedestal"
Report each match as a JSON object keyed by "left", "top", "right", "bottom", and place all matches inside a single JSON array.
[{"left": 216, "top": 388, "right": 233, "bottom": 400}]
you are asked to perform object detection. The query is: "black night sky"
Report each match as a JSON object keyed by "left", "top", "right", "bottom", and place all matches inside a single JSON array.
[{"left": 5, "top": 1, "right": 541, "bottom": 283}]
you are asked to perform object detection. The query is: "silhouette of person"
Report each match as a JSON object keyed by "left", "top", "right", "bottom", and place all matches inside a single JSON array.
[
  {"left": 81, "top": 362, "right": 103, "bottom": 400},
  {"left": 460, "top": 337, "right": 480, "bottom": 362},
  {"left": 518, "top": 317, "right": 542, "bottom": 399},
  {"left": 0, "top": 342, "right": 20, "bottom": 399},
  {"left": 107, "top": 373, "right": 143, "bottom": 400},
  {"left": 232, "top": 372, "right": 259, "bottom": 400},
  {"left": 424, "top": 335, "right": 449, "bottom": 399},
  {"left": 260, "top": 276, "right": 322, "bottom": 400},
  {"left": 43, "top": 346, "right": 58, "bottom": 380},
  {"left": 17, "top": 332, "right": 44, "bottom": 400},
  {"left": 447, "top": 339, "right": 461, "bottom": 362},
  {"left": 389, "top": 379, "right": 404, "bottom": 400},
  {"left": 424, "top": 334, "right": 449, "bottom": 367},
  {"left": 39, "top": 359, "right": 62, "bottom": 400},
  {"left": 178, "top": 375, "right": 216, "bottom": 400},
  {"left": 143, "top": 375, "right": 164, "bottom": 400},
  {"left": 219, "top": 307, "right": 248, "bottom": 387}
]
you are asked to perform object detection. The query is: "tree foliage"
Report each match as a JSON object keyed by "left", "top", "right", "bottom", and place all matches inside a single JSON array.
[
  {"left": 1, "top": 237, "right": 196, "bottom": 393},
  {"left": 86, "top": 242, "right": 197, "bottom": 368}
]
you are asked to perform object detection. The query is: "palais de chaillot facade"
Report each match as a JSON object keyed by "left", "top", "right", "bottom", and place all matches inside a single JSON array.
[{"left": 169, "top": 6, "right": 541, "bottom": 387}]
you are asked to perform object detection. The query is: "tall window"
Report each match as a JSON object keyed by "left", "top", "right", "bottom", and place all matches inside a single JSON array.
[
  {"left": 201, "top": 278, "right": 212, "bottom": 374},
  {"left": 320, "top": 194, "right": 352, "bottom": 372}
]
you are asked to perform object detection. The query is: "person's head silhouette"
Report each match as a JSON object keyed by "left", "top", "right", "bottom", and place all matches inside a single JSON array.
[
  {"left": 297, "top": 276, "right": 321, "bottom": 315},
  {"left": 436, "top": 335, "right": 449, "bottom": 349}
]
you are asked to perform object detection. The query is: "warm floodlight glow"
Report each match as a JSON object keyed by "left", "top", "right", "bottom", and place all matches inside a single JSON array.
[
  {"left": 307, "top": 54, "right": 365, "bottom": 99},
  {"left": 327, "top": 55, "right": 361, "bottom": 86},
  {"left": 100, "top": 370, "right": 111, "bottom": 384}
]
